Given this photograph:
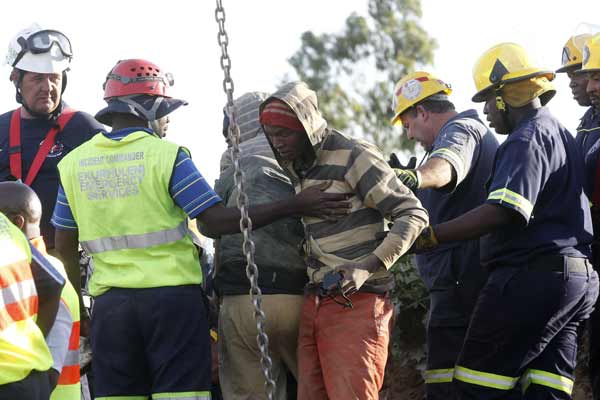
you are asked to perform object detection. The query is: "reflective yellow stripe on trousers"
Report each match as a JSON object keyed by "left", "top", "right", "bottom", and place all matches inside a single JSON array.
[
  {"left": 454, "top": 365, "right": 519, "bottom": 390},
  {"left": 425, "top": 368, "right": 454, "bottom": 384},
  {"left": 522, "top": 369, "right": 574, "bottom": 395},
  {"left": 153, "top": 391, "right": 212, "bottom": 399}
]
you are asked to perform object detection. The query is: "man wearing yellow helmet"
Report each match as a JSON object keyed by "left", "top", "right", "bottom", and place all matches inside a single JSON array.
[
  {"left": 414, "top": 42, "right": 599, "bottom": 399},
  {"left": 557, "top": 34, "right": 600, "bottom": 210},
  {"left": 390, "top": 71, "right": 498, "bottom": 399},
  {"left": 579, "top": 32, "right": 600, "bottom": 399}
]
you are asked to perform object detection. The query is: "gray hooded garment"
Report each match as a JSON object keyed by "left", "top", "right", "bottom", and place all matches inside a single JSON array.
[
  {"left": 211, "top": 92, "right": 307, "bottom": 295},
  {"left": 260, "top": 82, "right": 429, "bottom": 292}
]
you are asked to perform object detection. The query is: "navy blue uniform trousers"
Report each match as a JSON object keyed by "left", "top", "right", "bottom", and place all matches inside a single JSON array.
[
  {"left": 91, "top": 285, "right": 212, "bottom": 399},
  {"left": 455, "top": 262, "right": 598, "bottom": 399}
]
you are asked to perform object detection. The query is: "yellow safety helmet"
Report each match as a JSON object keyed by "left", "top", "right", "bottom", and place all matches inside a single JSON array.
[
  {"left": 390, "top": 71, "right": 452, "bottom": 126},
  {"left": 581, "top": 33, "right": 600, "bottom": 73},
  {"left": 556, "top": 34, "right": 592, "bottom": 73},
  {"left": 472, "top": 42, "right": 555, "bottom": 103}
]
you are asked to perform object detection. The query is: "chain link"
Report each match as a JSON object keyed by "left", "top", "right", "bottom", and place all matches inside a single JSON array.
[{"left": 214, "top": 2, "right": 276, "bottom": 398}]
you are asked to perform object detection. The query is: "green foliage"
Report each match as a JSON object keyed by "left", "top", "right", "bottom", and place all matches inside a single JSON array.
[
  {"left": 389, "top": 254, "right": 428, "bottom": 367},
  {"left": 288, "top": 0, "right": 436, "bottom": 153}
]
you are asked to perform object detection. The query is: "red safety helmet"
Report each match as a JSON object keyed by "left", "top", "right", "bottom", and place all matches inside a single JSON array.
[{"left": 102, "top": 59, "right": 174, "bottom": 99}]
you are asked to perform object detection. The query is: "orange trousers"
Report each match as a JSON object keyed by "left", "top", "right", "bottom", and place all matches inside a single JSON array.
[{"left": 297, "top": 292, "right": 393, "bottom": 400}]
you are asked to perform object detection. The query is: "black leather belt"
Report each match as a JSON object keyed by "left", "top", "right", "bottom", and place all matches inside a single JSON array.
[{"left": 526, "top": 255, "right": 590, "bottom": 274}]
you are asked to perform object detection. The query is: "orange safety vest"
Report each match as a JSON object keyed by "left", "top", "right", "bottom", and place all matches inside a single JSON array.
[{"left": 0, "top": 216, "right": 53, "bottom": 385}]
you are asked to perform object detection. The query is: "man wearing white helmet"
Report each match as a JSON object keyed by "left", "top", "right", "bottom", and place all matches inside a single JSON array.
[{"left": 0, "top": 23, "right": 104, "bottom": 254}]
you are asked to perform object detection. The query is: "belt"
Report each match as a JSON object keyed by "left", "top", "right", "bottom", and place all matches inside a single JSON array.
[{"left": 526, "top": 255, "right": 590, "bottom": 274}]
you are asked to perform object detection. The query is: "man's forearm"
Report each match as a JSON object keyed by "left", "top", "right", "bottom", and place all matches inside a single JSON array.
[
  {"left": 417, "top": 157, "right": 455, "bottom": 190},
  {"left": 55, "top": 230, "right": 83, "bottom": 309},
  {"left": 199, "top": 199, "right": 300, "bottom": 238},
  {"left": 434, "top": 203, "right": 518, "bottom": 244},
  {"left": 199, "top": 184, "right": 350, "bottom": 238}
]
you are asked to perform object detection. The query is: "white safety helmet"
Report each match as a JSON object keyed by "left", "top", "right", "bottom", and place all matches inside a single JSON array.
[{"left": 5, "top": 23, "right": 72, "bottom": 74}]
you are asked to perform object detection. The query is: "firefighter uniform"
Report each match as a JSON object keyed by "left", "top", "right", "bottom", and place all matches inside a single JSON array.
[{"left": 454, "top": 43, "right": 600, "bottom": 399}]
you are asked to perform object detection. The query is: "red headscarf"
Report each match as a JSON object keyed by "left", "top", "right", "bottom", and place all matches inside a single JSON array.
[{"left": 259, "top": 99, "right": 305, "bottom": 133}]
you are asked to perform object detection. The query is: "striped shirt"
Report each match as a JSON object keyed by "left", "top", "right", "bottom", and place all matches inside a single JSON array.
[
  {"left": 292, "top": 130, "right": 429, "bottom": 292},
  {"left": 51, "top": 128, "right": 220, "bottom": 230},
  {"left": 263, "top": 81, "right": 428, "bottom": 292}
]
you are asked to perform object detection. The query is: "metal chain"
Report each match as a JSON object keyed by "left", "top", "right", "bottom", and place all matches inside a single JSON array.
[{"left": 214, "top": 2, "right": 276, "bottom": 398}]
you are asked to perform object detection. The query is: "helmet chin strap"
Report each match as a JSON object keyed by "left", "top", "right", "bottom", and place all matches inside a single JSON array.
[
  {"left": 149, "top": 120, "right": 163, "bottom": 137},
  {"left": 494, "top": 87, "right": 513, "bottom": 133},
  {"left": 119, "top": 95, "right": 165, "bottom": 137}
]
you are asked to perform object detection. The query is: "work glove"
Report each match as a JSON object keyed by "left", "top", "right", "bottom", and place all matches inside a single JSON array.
[
  {"left": 388, "top": 154, "right": 420, "bottom": 192},
  {"left": 395, "top": 169, "right": 421, "bottom": 192},
  {"left": 408, "top": 226, "right": 439, "bottom": 254},
  {"left": 388, "top": 153, "right": 417, "bottom": 170}
]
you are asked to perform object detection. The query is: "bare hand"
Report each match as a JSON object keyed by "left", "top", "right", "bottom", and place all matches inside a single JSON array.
[
  {"left": 80, "top": 317, "right": 91, "bottom": 338},
  {"left": 336, "top": 255, "right": 383, "bottom": 292},
  {"left": 293, "top": 182, "right": 351, "bottom": 220}
]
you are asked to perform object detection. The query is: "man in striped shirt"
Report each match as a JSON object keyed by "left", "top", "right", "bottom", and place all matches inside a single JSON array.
[{"left": 259, "top": 81, "right": 429, "bottom": 400}]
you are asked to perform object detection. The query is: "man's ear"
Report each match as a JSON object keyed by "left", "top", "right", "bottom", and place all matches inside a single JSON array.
[
  {"left": 8, "top": 214, "right": 25, "bottom": 230},
  {"left": 9, "top": 69, "right": 19, "bottom": 84},
  {"left": 416, "top": 104, "right": 427, "bottom": 121}
]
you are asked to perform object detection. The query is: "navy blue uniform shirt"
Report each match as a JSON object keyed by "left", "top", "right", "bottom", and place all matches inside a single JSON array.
[
  {"left": 576, "top": 107, "right": 600, "bottom": 197},
  {"left": 482, "top": 107, "right": 593, "bottom": 268},
  {"left": 416, "top": 110, "right": 498, "bottom": 289},
  {"left": 0, "top": 104, "right": 104, "bottom": 248}
]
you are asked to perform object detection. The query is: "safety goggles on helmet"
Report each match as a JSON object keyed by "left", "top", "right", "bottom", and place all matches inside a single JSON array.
[
  {"left": 11, "top": 30, "right": 72, "bottom": 68},
  {"left": 104, "top": 71, "right": 174, "bottom": 87}
]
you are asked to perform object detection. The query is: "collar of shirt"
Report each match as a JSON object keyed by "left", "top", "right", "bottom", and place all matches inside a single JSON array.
[{"left": 101, "top": 127, "right": 157, "bottom": 141}]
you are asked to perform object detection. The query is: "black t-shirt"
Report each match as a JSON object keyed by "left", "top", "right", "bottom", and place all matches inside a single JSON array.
[{"left": 0, "top": 105, "right": 104, "bottom": 248}]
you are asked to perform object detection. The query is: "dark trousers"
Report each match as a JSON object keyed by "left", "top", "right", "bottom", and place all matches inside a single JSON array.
[
  {"left": 422, "top": 245, "right": 487, "bottom": 400},
  {"left": 455, "top": 264, "right": 599, "bottom": 400},
  {"left": 0, "top": 370, "right": 51, "bottom": 400},
  {"left": 92, "top": 285, "right": 212, "bottom": 399},
  {"left": 589, "top": 301, "right": 600, "bottom": 399},
  {"left": 426, "top": 325, "right": 468, "bottom": 400}
]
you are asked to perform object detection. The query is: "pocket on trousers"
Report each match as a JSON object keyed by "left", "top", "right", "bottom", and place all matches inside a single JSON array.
[{"left": 373, "top": 295, "right": 392, "bottom": 337}]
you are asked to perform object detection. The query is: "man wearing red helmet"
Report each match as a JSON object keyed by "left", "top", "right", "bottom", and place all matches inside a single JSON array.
[
  {"left": 52, "top": 59, "right": 350, "bottom": 400},
  {"left": 0, "top": 24, "right": 104, "bottom": 253}
]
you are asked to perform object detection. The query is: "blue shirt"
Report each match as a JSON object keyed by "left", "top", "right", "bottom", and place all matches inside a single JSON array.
[
  {"left": 0, "top": 104, "right": 104, "bottom": 248},
  {"left": 416, "top": 110, "right": 498, "bottom": 294},
  {"left": 482, "top": 107, "right": 593, "bottom": 268},
  {"left": 51, "top": 128, "right": 221, "bottom": 230},
  {"left": 575, "top": 107, "right": 600, "bottom": 198}
]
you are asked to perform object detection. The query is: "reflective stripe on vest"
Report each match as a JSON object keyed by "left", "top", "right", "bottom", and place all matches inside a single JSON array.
[
  {"left": 80, "top": 221, "right": 188, "bottom": 254},
  {"left": 454, "top": 365, "right": 519, "bottom": 390},
  {"left": 152, "top": 391, "right": 212, "bottom": 400},
  {"left": 425, "top": 368, "right": 454, "bottom": 384},
  {"left": 522, "top": 368, "right": 574, "bottom": 395},
  {"left": 1, "top": 278, "right": 36, "bottom": 312},
  {"left": 57, "top": 319, "right": 80, "bottom": 385},
  {"left": 0, "top": 261, "right": 37, "bottom": 332}
]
